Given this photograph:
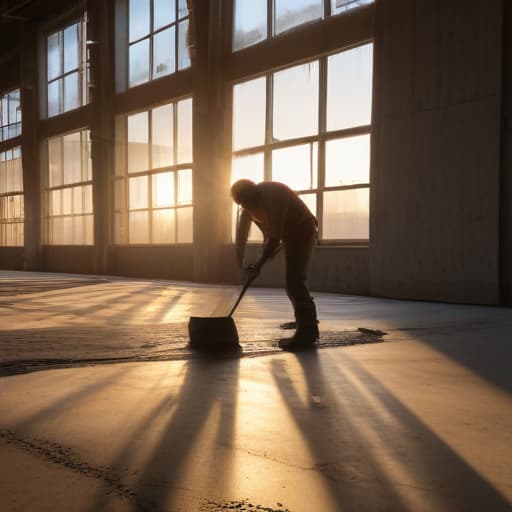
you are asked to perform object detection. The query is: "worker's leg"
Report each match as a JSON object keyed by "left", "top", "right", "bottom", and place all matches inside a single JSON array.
[{"left": 281, "top": 231, "right": 318, "bottom": 348}]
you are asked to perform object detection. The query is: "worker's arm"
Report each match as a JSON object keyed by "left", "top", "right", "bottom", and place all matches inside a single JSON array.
[
  {"left": 235, "top": 207, "right": 251, "bottom": 267},
  {"left": 254, "top": 236, "right": 280, "bottom": 272}
]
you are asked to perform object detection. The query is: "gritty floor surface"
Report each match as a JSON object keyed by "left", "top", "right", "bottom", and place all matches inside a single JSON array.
[{"left": 0, "top": 271, "right": 511, "bottom": 511}]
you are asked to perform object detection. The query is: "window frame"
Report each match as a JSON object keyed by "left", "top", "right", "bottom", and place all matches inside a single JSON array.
[
  {"left": 113, "top": 95, "right": 194, "bottom": 246},
  {"left": 124, "top": 0, "right": 191, "bottom": 90},
  {"left": 43, "top": 13, "right": 89, "bottom": 119},
  {"left": 0, "top": 88, "right": 22, "bottom": 143},
  {"left": 232, "top": 0, "right": 374, "bottom": 52},
  {"left": 42, "top": 127, "right": 94, "bottom": 246},
  {"left": 0, "top": 146, "right": 24, "bottom": 247},
  {"left": 231, "top": 42, "right": 372, "bottom": 245}
]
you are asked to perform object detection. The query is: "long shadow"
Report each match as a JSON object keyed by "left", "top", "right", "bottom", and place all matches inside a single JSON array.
[
  {"left": 88, "top": 364, "right": 185, "bottom": 511},
  {"left": 8, "top": 365, "right": 135, "bottom": 432},
  {"left": 406, "top": 322, "right": 512, "bottom": 395},
  {"left": 271, "top": 351, "right": 511, "bottom": 512},
  {"left": 131, "top": 356, "right": 241, "bottom": 511}
]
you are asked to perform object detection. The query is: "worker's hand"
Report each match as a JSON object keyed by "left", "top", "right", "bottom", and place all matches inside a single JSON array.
[{"left": 245, "top": 263, "right": 260, "bottom": 280}]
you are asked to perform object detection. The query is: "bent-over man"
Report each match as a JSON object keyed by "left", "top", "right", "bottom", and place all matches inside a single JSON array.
[{"left": 230, "top": 179, "right": 319, "bottom": 350}]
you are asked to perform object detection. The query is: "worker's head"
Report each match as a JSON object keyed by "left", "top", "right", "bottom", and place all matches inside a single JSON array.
[{"left": 231, "top": 179, "right": 257, "bottom": 207}]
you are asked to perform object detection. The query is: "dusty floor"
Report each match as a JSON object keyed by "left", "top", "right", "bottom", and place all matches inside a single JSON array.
[{"left": 0, "top": 271, "right": 511, "bottom": 511}]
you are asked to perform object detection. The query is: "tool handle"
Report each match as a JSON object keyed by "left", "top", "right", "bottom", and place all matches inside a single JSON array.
[{"left": 228, "top": 274, "right": 257, "bottom": 317}]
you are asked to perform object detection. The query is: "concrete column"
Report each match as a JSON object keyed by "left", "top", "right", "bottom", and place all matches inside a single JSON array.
[
  {"left": 191, "top": 0, "right": 233, "bottom": 283},
  {"left": 87, "top": 0, "right": 116, "bottom": 275},
  {"left": 501, "top": 0, "right": 512, "bottom": 305},
  {"left": 20, "top": 23, "right": 42, "bottom": 271}
]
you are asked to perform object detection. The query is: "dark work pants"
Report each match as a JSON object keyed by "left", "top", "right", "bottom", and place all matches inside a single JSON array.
[{"left": 284, "top": 228, "right": 318, "bottom": 329}]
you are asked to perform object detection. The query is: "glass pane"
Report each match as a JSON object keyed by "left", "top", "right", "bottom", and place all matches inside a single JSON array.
[
  {"left": 327, "top": 43, "right": 373, "bottom": 131},
  {"left": 177, "top": 206, "right": 193, "bottom": 243},
  {"left": 332, "top": 0, "right": 373, "bottom": 15},
  {"left": 64, "top": 72, "right": 80, "bottom": 112},
  {"left": 177, "top": 169, "right": 192, "bottom": 204},
  {"left": 231, "top": 152, "right": 264, "bottom": 184},
  {"left": 177, "top": 98, "right": 192, "bottom": 163},
  {"left": 73, "top": 216, "right": 85, "bottom": 244},
  {"left": 154, "top": 0, "right": 176, "bottom": 30},
  {"left": 63, "top": 23, "right": 79, "bottom": 73},
  {"left": 153, "top": 209, "right": 175, "bottom": 243},
  {"left": 153, "top": 26, "right": 176, "bottom": 79},
  {"left": 63, "top": 132, "right": 82, "bottom": 184},
  {"left": 152, "top": 171, "right": 174, "bottom": 207},
  {"left": 47, "top": 31, "right": 62, "bottom": 80},
  {"left": 152, "top": 103, "right": 174, "bottom": 168},
  {"left": 84, "top": 130, "right": 92, "bottom": 181},
  {"left": 1, "top": 96, "right": 8, "bottom": 127},
  {"left": 233, "top": 77, "right": 266, "bottom": 150},
  {"left": 299, "top": 192, "right": 317, "bottom": 217},
  {"left": 129, "top": 175, "right": 149, "bottom": 209},
  {"left": 323, "top": 188, "right": 369, "bottom": 239},
  {"left": 129, "top": 39, "right": 150, "bottom": 87},
  {"left": 273, "top": 61, "right": 318, "bottom": 141},
  {"left": 178, "top": 19, "right": 191, "bottom": 70},
  {"left": 274, "top": 0, "right": 322, "bottom": 35},
  {"left": 129, "top": 0, "right": 150, "bottom": 42},
  {"left": 50, "top": 189, "right": 62, "bottom": 215},
  {"left": 84, "top": 184, "right": 93, "bottom": 214},
  {"left": 48, "top": 79, "right": 62, "bottom": 117},
  {"left": 233, "top": 0, "right": 267, "bottom": 51},
  {"left": 62, "top": 188, "right": 73, "bottom": 215},
  {"left": 85, "top": 214, "right": 94, "bottom": 245},
  {"left": 325, "top": 135, "right": 370, "bottom": 187},
  {"left": 272, "top": 143, "right": 316, "bottom": 191},
  {"left": 8, "top": 92, "right": 18, "bottom": 124},
  {"left": 128, "top": 111, "right": 149, "bottom": 173},
  {"left": 48, "top": 138, "right": 62, "bottom": 187},
  {"left": 73, "top": 185, "right": 83, "bottom": 214},
  {"left": 178, "top": 0, "right": 188, "bottom": 18},
  {"left": 62, "top": 216, "right": 73, "bottom": 244},
  {"left": 129, "top": 210, "right": 150, "bottom": 243}
]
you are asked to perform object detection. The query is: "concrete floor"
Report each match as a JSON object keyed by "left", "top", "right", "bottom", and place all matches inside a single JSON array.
[{"left": 0, "top": 271, "right": 511, "bottom": 511}]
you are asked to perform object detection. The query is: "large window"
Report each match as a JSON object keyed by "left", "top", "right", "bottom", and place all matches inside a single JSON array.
[
  {"left": 1, "top": 89, "right": 21, "bottom": 142},
  {"left": 231, "top": 43, "right": 373, "bottom": 242},
  {"left": 0, "top": 147, "right": 24, "bottom": 246},
  {"left": 114, "top": 98, "right": 193, "bottom": 244},
  {"left": 128, "top": 0, "right": 191, "bottom": 88},
  {"left": 233, "top": 0, "right": 373, "bottom": 51},
  {"left": 44, "top": 130, "right": 93, "bottom": 245},
  {"left": 46, "top": 15, "right": 88, "bottom": 117}
]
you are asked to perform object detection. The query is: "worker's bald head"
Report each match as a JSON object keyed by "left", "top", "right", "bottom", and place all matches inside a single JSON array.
[{"left": 231, "top": 179, "right": 257, "bottom": 207}]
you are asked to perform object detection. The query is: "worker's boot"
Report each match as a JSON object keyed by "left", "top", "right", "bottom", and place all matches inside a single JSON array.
[{"left": 278, "top": 323, "right": 319, "bottom": 351}]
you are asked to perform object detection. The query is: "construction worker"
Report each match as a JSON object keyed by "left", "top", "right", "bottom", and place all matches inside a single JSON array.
[{"left": 231, "top": 179, "right": 319, "bottom": 350}]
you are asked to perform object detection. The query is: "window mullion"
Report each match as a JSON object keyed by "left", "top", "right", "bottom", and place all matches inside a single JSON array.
[
  {"left": 268, "top": 0, "right": 273, "bottom": 38},
  {"left": 148, "top": 109, "right": 153, "bottom": 242},
  {"left": 318, "top": 56, "right": 328, "bottom": 239},
  {"left": 264, "top": 74, "right": 272, "bottom": 182},
  {"left": 173, "top": 102, "right": 178, "bottom": 242}
]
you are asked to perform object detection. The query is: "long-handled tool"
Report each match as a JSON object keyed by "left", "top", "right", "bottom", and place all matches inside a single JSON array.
[{"left": 188, "top": 274, "right": 258, "bottom": 349}]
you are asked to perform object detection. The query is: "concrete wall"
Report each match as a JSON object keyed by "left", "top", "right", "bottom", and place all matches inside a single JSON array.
[
  {"left": 502, "top": 1, "right": 512, "bottom": 305},
  {"left": 0, "top": 248, "right": 24, "bottom": 270},
  {"left": 369, "top": 0, "right": 503, "bottom": 304},
  {"left": 108, "top": 246, "right": 194, "bottom": 281},
  {"left": 222, "top": 245, "right": 369, "bottom": 296}
]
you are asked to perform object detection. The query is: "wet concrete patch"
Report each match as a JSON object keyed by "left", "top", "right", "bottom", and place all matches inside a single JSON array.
[{"left": 0, "top": 324, "right": 388, "bottom": 376}]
